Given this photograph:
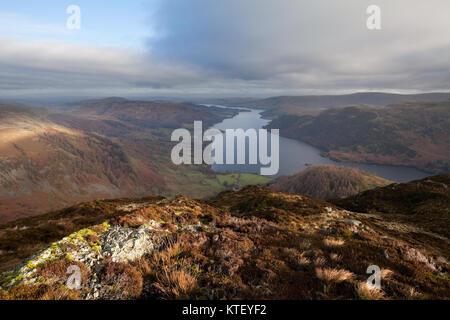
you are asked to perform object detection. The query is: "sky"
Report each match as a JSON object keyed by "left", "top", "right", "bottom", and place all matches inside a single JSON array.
[{"left": 0, "top": 0, "right": 449, "bottom": 98}]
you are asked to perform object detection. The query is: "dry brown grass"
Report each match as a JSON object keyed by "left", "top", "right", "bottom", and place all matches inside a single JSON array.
[
  {"left": 36, "top": 259, "right": 90, "bottom": 285},
  {"left": 59, "top": 242, "right": 79, "bottom": 253},
  {"left": 136, "top": 239, "right": 200, "bottom": 299},
  {"left": 356, "top": 281, "right": 385, "bottom": 300},
  {"left": 381, "top": 269, "right": 394, "bottom": 279},
  {"left": 161, "top": 223, "right": 178, "bottom": 233},
  {"left": 323, "top": 238, "right": 345, "bottom": 247},
  {"left": 110, "top": 205, "right": 173, "bottom": 228},
  {"left": 151, "top": 241, "right": 181, "bottom": 267},
  {"left": 0, "top": 283, "right": 81, "bottom": 300},
  {"left": 280, "top": 247, "right": 310, "bottom": 267},
  {"left": 298, "top": 240, "right": 311, "bottom": 249},
  {"left": 85, "top": 234, "right": 100, "bottom": 244},
  {"left": 407, "top": 287, "right": 422, "bottom": 299},
  {"left": 297, "top": 255, "right": 310, "bottom": 266},
  {"left": 315, "top": 268, "right": 354, "bottom": 283},
  {"left": 134, "top": 257, "right": 152, "bottom": 276},
  {"left": 99, "top": 260, "right": 143, "bottom": 299},
  {"left": 329, "top": 253, "right": 342, "bottom": 261},
  {"left": 314, "top": 256, "right": 326, "bottom": 266},
  {"left": 153, "top": 268, "right": 198, "bottom": 299},
  {"left": 135, "top": 239, "right": 181, "bottom": 278},
  {"left": 90, "top": 225, "right": 107, "bottom": 234}
]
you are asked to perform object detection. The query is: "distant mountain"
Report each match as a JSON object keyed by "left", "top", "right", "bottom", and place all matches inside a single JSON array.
[
  {"left": 63, "top": 97, "right": 236, "bottom": 129},
  {"left": 267, "top": 101, "right": 450, "bottom": 174},
  {"left": 269, "top": 165, "right": 391, "bottom": 200},
  {"left": 216, "top": 92, "right": 450, "bottom": 110},
  {"left": 1, "top": 180, "right": 449, "bottom": 300}
]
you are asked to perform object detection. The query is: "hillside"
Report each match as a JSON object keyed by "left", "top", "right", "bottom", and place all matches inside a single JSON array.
[
  {"left": 0, "top": 179, "right": 449, "bottom": 300},
  {"left": 209, "top": 92, "right": 450, "bottom": 110},
  {"left": 267, "top": 101, "right": 450, "bottom": 174},
  {"left": 0, "top": 100, "right": 262, "bottom": 223},
  {"left": 331, "top": 174, "right": 450, "bottom": 238},
  {"left": 0, "top": 103, "right": 159, "bottom": 222},
  {"left": 269, "top": 165, "right": 391, "bottom": 200}
]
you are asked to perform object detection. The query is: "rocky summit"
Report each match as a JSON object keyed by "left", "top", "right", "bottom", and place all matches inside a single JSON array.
[{"left": 0, "top": 180, "right": 449, "bottom": 300}]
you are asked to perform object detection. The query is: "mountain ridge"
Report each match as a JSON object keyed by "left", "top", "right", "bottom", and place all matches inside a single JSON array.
[{"left": 201, "top": 92, "right": 450, "bottom": 110}]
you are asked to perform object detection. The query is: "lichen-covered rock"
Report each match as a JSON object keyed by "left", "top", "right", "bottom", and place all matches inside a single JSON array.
[
  {"left": 102, "top": 225, "right": 164, "bottom": 263},
  {"left": 0, "top": 219, "right": 172, "bottom": 295}
]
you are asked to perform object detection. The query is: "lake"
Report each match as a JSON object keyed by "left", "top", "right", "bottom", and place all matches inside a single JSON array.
[{"left": 204, "top": 105, "right": 430, "bottom": 182}]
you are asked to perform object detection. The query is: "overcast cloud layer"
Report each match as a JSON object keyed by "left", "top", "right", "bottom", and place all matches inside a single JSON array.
[{"left": 1, "top": 0, "right": 449, "bottom": 97}]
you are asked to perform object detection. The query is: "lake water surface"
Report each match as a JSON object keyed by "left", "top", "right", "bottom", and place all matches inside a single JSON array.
[{"left": 205, "top": 105, "right": 430, "bottom": 182}]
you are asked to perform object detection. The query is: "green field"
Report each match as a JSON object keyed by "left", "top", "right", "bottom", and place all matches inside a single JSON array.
[{"left": 163, "top": 166, "right": 272, "bottom": 199}]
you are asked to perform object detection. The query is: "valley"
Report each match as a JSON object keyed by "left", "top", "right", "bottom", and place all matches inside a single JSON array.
[
  {"left": 2, "top": 93, "right": 448, "bottom": 223},
  {"left": 0, "top": 99, "right": 265, "bottom": 223},
  {"left": 205, "top": 103, "right": 430, "bottom": 181}
]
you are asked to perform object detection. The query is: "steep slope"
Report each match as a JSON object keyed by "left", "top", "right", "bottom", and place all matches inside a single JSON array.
[
  {"left": 0, "top": 183, "right": 448, "bottom": 300},
  {"left": 269, "top": 165, "right": 391, "bottom": 200},
  {"left": 331, "top": 174, "right": 450, "bottom": 238},
  {"left": 267, "top": 101, "right": 450, "bottom": 174},
  {"left": 0, "top": 103, "right": 164, "bottom": 222}
]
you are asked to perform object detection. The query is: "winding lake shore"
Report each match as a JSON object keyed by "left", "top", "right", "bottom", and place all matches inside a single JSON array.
[{"left": 204, "top": 104, "right": 430, "bottom": 182}]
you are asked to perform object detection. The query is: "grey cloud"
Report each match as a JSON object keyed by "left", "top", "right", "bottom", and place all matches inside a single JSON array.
[
  {"left": 0, "top": 36, "right": 207, "bottom": 93},
  {"left": 148, "top": 0, "right": 450, "bottom": 91},
  {"left": 1, "top": 0, "right": 449, "bottom": 97}
]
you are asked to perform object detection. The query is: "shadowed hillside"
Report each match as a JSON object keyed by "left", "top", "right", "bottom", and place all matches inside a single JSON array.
[
  {"left": 269, "top": 165, "right": 391, "bottom": 200},
  {"left": 331, "top": 174, "right": 450, "bottom": 238},
  {"left": 267, "top": 101, "right": 450, "bottom": 174}
]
